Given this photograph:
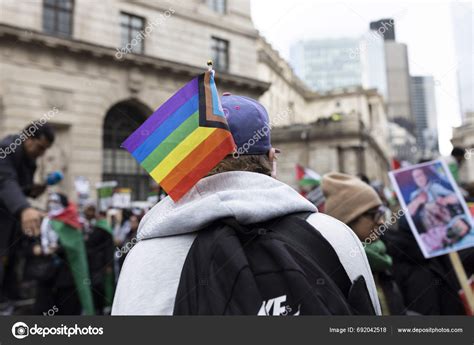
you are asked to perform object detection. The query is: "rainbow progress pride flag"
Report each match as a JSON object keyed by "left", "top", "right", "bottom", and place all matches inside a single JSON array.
[{"left": 121, "top": 71, "right": 235, "bottom": 201}]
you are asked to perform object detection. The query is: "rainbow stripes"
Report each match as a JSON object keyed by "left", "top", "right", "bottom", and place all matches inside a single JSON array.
[{"left": 122, "top": 71, "right": 235, "bottom": 201}]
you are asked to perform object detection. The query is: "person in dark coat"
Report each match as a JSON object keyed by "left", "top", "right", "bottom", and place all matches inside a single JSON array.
[
  {"left": 82, "top": 203, "right": 114, "bottom": 314},
  {"left": 0, "top": 123, "right": 55, "bottom": 305},
  {"left": 385, "top": 215, "right": 466, "bottom": 315},
  {"left": 458, "top": 247, "right": 474, "bottom": 278},
  {"left": 25, "top": 193, "right": 82, "bottom": 315},
  {"left": 322, "top": 173, "right": 407, "bottom": 315},
  {"left": 118, "top": 214, "right": 139, "bottom": 270}
]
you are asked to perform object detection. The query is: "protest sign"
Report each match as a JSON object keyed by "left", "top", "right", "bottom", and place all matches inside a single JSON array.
[
  {"left": 74, "top": 176, "right": 90, "bottom": 211},
  {"left": 389, "top": 159, "right": 474, "bottom": 258},
  {"left": 390, "top": 159, "right": 474, "bottom": 314},
  {"left": 113, "top": 188, "right": 132, "bottom": 208},
  {"left": 96, "top": 181, "right": 118, "bottom": 212}
]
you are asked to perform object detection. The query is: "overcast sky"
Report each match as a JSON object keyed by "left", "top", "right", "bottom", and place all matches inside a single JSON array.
[{"left": 251, "top": 0, "right": 472, "bottom": 155}]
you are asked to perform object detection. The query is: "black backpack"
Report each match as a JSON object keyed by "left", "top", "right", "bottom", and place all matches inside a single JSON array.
[{"left": 173, "top": 212, "right": 375, "bottom": 315}]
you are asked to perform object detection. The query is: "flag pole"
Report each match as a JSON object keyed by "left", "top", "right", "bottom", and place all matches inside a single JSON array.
[
  {"left": 207, "top": 60, "right": 214, "bottom": 77},
  {"left": 449, "top": 251, "right": 474, "bottom": 314}
]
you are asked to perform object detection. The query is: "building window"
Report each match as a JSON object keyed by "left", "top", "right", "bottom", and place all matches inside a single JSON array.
[
  {"left": 42, "top": 0, "right": 74, "bottom": 37},
  {"left": 288, "top": 101, "right": 295, "bottom": 123},
  {"left": 368, "top": 103, "right": 374, "bottom": 130},
  {"left": 211, "top": 37, "right": 229, "bottom": 72},
  {"left": 120, "top": 12, "right": 145, "bottom": 54},
  {"left": 207, "top": 0, "right": 226, "bottom": 14}
]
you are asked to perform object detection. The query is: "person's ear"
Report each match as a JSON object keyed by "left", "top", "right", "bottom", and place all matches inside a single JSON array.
[
  {"left": 268, "top": 148, "right": 280, "bottom": 178},
  {"left": 268, "top": 147, "right": 280, "bottom": 161}
]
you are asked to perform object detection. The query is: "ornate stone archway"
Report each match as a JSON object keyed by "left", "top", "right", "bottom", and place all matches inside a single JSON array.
[{"left": 102, "top": 99, "right": 152, "bottom": 200}]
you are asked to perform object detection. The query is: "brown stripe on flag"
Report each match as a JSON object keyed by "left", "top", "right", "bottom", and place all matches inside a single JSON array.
[{"left": 204, "top": 72, "right": 227, "bottom": 125}]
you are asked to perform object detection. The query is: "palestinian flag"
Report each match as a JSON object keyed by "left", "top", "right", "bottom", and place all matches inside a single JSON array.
[
  {"left": 296, "top": 164, "right": 321, "bottom": 187},
  {"left": 52, "top": 203, "right": 82, "bottom": 229},
  {"left": 50, "top": 203, "right": 94, "bottom": 315}
]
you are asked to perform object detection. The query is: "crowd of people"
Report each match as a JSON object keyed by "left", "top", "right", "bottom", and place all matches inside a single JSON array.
[
  {"left": 1, "top": 190, "right": 143, "bottom": 315},
  {"left": 321, "top": 171, "right": 473, "bottom": 315},
  {"left": 0, "top": 126, "right": 144, "bottom": 315},
  {"left": 0, "top": 94, "right": 473, "bottom": 316}
]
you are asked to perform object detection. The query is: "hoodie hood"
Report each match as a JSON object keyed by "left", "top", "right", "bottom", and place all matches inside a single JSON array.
[{"left": 138, "top": 171, "right": 317, "bottom": 240}]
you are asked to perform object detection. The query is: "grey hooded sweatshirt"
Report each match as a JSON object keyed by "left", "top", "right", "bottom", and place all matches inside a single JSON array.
[{"left": 112, "top": 171, "right": 381, "bottom": 315}]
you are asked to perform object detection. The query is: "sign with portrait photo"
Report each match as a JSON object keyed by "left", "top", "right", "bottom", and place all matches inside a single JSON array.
[{"left": 389, "top": 160, "right": 474, "bottom": 258}]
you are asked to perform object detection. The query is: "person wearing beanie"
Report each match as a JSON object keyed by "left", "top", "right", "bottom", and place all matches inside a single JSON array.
[
  {"left": 112, "top": 94, "right": 381, "bottom": 315},
  {"left": 322, "top": 172, "right": 406, "bottom": 315}
]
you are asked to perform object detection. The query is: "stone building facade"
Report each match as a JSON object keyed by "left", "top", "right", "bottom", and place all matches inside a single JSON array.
[
  {"left": 0, "top": 0, "right": 269, "bottom": 200},
  {"left": 0, "top": 0, "right": 392, "bottom": 202},
  {"left": 257, "top": 37, "right": 391, "bottom": 187}
]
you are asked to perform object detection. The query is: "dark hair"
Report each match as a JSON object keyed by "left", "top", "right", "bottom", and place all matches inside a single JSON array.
[
  {"left": 357, "top": 173, "right": 370, "bottom": 184},
  {"left": 121, "top": 208, "right": 132, "bottom": 226},
  {"left": 208, "top": 154, "right": 272, "bottom": 176},
  {"left": 447, "top": 217, "right": 470, "bottom": 241},
  {"left": 51, "top": 192, "right": 69, "bottom": 207},
  {"left": 451, "top": 147, "right": 465, "bottom": 158},
  {"left": 24, "top": 123, "right": 55, "bottom": 144}
]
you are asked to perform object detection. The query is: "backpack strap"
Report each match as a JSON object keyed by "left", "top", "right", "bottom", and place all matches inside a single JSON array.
[
  {"left": 268, "top": 212, "right": 353, "bottom": 297},
  {"left": 273, "top": 212, "right": 375, "bottom": 314}
]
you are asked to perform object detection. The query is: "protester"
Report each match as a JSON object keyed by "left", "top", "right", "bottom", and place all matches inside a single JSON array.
[
  {"left": 117, "top": 214, "right": 139, "bottom": 270},
  {"left": 112, "top": 94, "right": 381, "bottom": 315},
  {"left": 82, "top": 203, "right": 114, "bottom": 314},
  {"left": 444, "top": 147, "right": 465, "bottom": 183},
  {"left": 112, "top": 209, "right": 135, "bottom": 248},
  {"left": 25, "top": 193, "right": 93, "bottom": 315},
  {"left": 459, "top": 247, "right": 474, "bottom": 278},
  {"left": 0, "top": 123, "right": 55, "bottom": 309},
  {"left": 107, "top": 209, "right": 122, "bottom": 246},
  {"left": 384, "top": 215, "right": 466, "bottom": 315},
  {"left": 322, "top": 172, "right": 406, "bottom": 315},
  {"left": 358, "top": 173, "right": 371, "bottom": 184}
]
